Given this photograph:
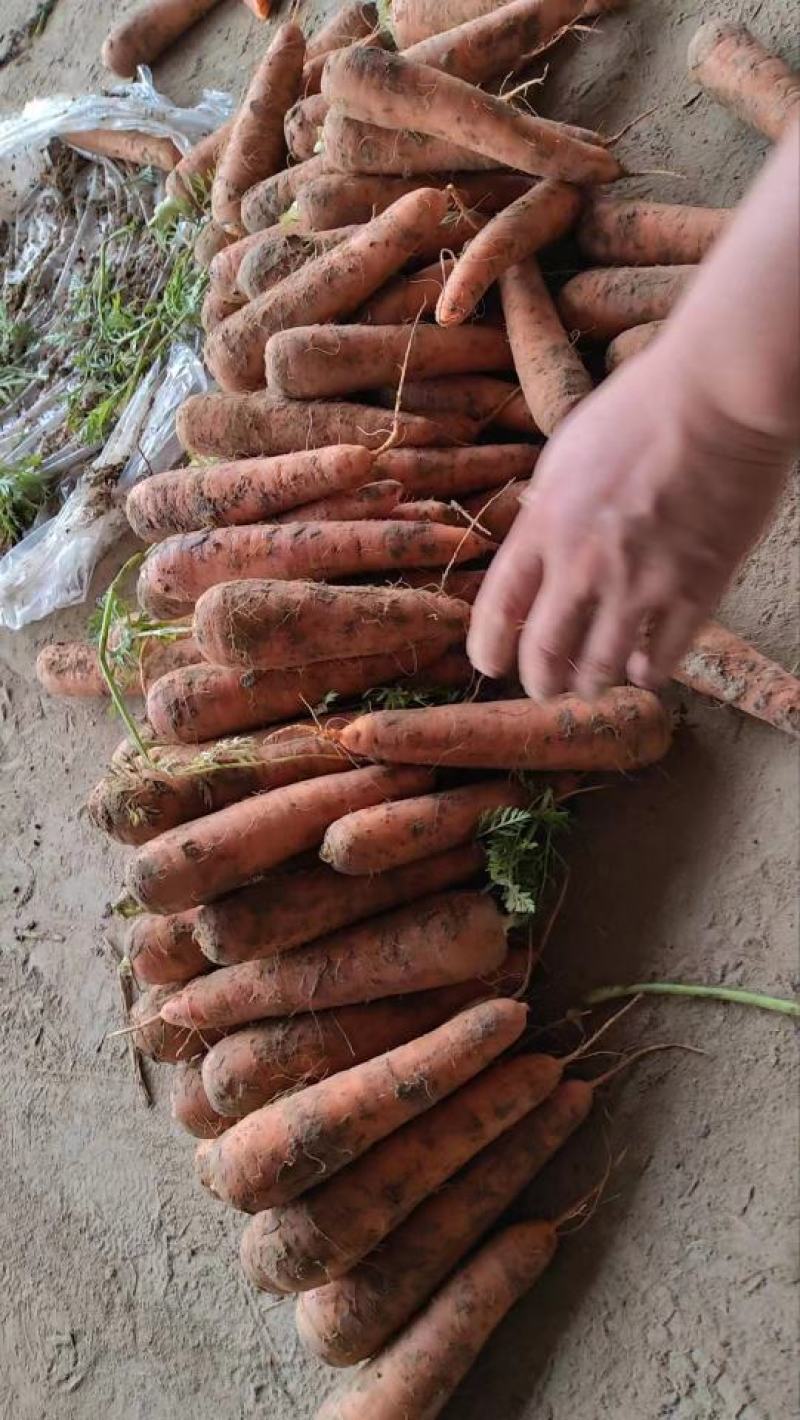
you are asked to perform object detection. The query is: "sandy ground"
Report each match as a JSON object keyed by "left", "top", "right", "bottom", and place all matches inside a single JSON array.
[{"left": 1, "top": 2, "right": 798, "bottom": 1417}]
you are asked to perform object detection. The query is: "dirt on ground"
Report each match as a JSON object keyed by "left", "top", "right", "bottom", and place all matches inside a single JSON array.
[{"left": 1, "top": 2, "right": 798, "bottom": 1418}]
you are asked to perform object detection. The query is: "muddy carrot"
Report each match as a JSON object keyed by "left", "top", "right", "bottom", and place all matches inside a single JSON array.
[
  {"left": 238, "top": 227, "right": 353, "bottom": 299},
  {"left": 285, "top": 94, "right": 329, "bottom": 161},
  {"left": 688, "top": 19, "right": 800, "bottom": 141},
  {"left": 397, "top": 569, "right": 486, "bottom": 604},
  {"left": 578, "top": 198, "right": 730, "bottom": 266},
  {"left": 240, "top": 154, "right": 327, "bottom": 233},
  {"left": 128, "top": 909, "right": 208, "bottom": 986},
  {"left": 390, "top": 0, "right": 507, "bottom": 46},
  {"left": 374, "top": 378, "right": 538, "bottom": 435},
  {"left": 374, "top": 444, "right": 539, "bottom": 498},
  {"left": 501, "top": 256, "right": 593, "bottom": 434},
  {"left": 605, "top": 321, "right": 663, "bottom": 370},
  {"left": 273, "top": 480, "right": 403, "bottom": 523},
  {"left": 294, "top": 172, "right": 532, "bottom": 234},
  {"left": 306, "top": 1, "right": 381, "bottom": 60},
  {"left": 201, "top": 285, "right": 242, "bottom": 333},
  {"left": 194, "top": 221, "right": 231, "bottom": 270},
  {"left": 674, "top": 620, "right": 800, "bottom": 738},
  {"left": 558, "top": 265, "right": 696, "bottom": 339},
  {"left": 171, "top": 1062, "right": 233, "bottom": 1139},
  {"left": 101, "top": 0, "right": 221, "bottom": 77},
  {"left": 360, "top": 259, "right": 457, "bottom": 325},
  {"left": 209, "top": 229, "right": 274, "bottom": 301},
  {"left": 404, "top": 0, "right": 594, "bottom": 85},
  {"left": 460, "top": 479, "right": 529, "bottom": 540},
  {"left": 128, "top": 984, "right": 226, "bottom": 1063}
]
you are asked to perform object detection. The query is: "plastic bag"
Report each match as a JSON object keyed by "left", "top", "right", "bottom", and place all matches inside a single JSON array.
[{"left": 0, "top": 345, "right": 209, "bottom": 631}]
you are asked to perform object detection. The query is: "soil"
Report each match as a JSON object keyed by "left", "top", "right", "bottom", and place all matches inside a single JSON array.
[{"left": 1, "top": 2, "right": 798, "bottom": 1418}]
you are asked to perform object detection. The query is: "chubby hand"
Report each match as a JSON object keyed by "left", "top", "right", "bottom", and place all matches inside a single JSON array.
[{"left": 467, "top": 343, "right": 793, "bottom": 700}]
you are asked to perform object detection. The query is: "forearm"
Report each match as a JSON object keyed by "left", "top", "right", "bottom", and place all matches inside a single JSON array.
[{"left": 658, "top": 117, "right": 800, "bottom": 448}]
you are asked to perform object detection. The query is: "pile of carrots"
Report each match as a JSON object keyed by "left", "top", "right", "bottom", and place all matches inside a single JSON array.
[{"left": 35, "top": 4, "right": 800, "bottom": 1415}]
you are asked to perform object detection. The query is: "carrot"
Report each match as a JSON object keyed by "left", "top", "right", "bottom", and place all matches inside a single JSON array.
[
  {"left": 87, "top": 731, "right": 351, "bottom": 846},
  {"left": 322, "top": 106, "right": 502, "bottom": 176},
  {"left": 209, "top": 229, "right": 272, "bottom": 301},
  {"left": 241, "top": 1050, "right": 562, "bottom": 1294},
  {"left": 674, "top": 620, "right": 800, "bottom": 739},
  {"left": 360, "top": 259, "right": 456, "bottom": 325},
  {"left": 137, "top": 520, "right": 489, "bottom": 619},
  {"left": 321, "top": 777, "right": 527, "bottom": 876},
  {"left": 558, "top": 265, "right": 696, "bottom": 339},
  {"left": 126, "top": 765, "right": 433, "bottom": 914},
  {"left": 128, "top": 909, "right": 208, "bottom": 986},
  {"left": 605, "top": 320, "right": 663, "bottom": 370},
  {"left": 398, "top": 568, "right": 486, "bottom": 604},
  {"left": 240, "top": 154, "right": 327, "bottom": 233},
  {"left": 35, "top": 634, "right": 200, "bottom": 700},
  {"left": 126, "top": 444, "right": 375, "bottom": 540},
  {"left": 165, "top": 118, "right": 233, "bottom": 207},
  {"left": 238, "top": 227, "right": 353, "bottom": 300},
  {"left": 266, "top": 324, "right": 512, "bottom": 400},
  {"left": 375, "top": 444, "right": 539, "bottom": 498},
  {"left": 391, "top": 499, "right": 461, "bottom": 526},
  {"left": 194, "top": 220, "right": 231, "bottom": 270},
  {"left": 273, "top": 480, "right": 403, "bottom": 523},
  {"left": 306, "top": 2, "right": 381, "bottom": 61},
  {"left": 403, "top": 0, "right": 595, "bottom": 85},
  {"left": 578, "top": 198, "right": 730, "bottom": 266},
  {"left": 193, "top": 580, "right": 470, "bottom": 671},
  {"left": 171, "top": 1062, "right": 233, "bottom": 1139},
  {"left": 176, "top": 390, "right": 476, "bottom": 458},
  {"left": 129, "top": 984, "right": 226, "bottom": 1063},
  {"left": 101, "top": 0, "right": 221, "bottom": 77},
  {"left": 63, "top": 128, "right": 181, "bottom": 172},
  {"left": 285, "top": 94, "right": 329, "bottom": 161},
  {"left": 321, "top": 47, "right": 622, "bottom": 183},
  {"left": 438, "top": 179, "right": 581, "bottom": 326},
  {"left": 146, "top": 640, "right": 461, "bottom": 742},
  {"left": 390, "top": 0, "right": 507, "bottom": 46},
  {"left": 460, "top": 479, "right": 529, "bottom": 540},
  {"left": 241, "top": 0, "right": 273, "bottom": 16},
  {"left": 294, "top": 172, "right": 532, "bottom": 234},
  {"left": 687, "top": 19, "right": 800, "bottom": 141},
  {"left": 339, "top": 687, "right": 673, "bottom": 770},
  {"left": 500, "top": 257, "right": 593, "bottom": 435},
  {"left": 194, "top": 997, "right": 525, "bottom": 1211},
  {"left": 315, "top": 1216, "right": 558, "bottom": 1417},
  {"left": 374, "top": 377, "right": 538, "bottom": 435},
  {"left": 212, "top": 23, "right": 305, "bottom": 231},
  {"left": 205, "top": 187, "right": 450, "bottom": 391},
  {"left": 201, "top": 285, "right": 242, "bottom": 334},
  {"left": 297, "top": 1079, "right": 591, "bottom": 1364}
]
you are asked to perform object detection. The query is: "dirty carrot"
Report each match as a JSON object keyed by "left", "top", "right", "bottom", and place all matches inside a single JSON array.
[
  {"left": 63, "top": 128, "right": 181, "bottom": 172},
  {"left": 374, "top": 443, "right": 540, "bottom": 498},
  {"left": 404, "top": 0, "right": 593, "bottom": 85},
  {"left": 201, "top": 285, "right": 242, "bottom": 333},
  {"left": 687, "top": 19, "right": 800, "bottom": 141},
  {"left": 674, "top": 620, "right": 800, "bottom": 738},
  {"left": 285, "top": 94, "right": 330, "bottom": 161},
  {"left": 306, "top": 1, "right": 381, "bottom": 60},
  {"left": 273, "top": 480, "right": 403, "bottom": 523},
  {"left": 194, "top": 220, "right": 231, "bottom": 270},
  {"left": 128, "top": 984, "right": 226, "bottom": 1063},
  {"left": 101, "top": 0, "right": 221, "bottom": 77},
  {"left": 578, "top": 198, "right": 731, "bottom": 266},
  {"left": 360, "top": 259, "right": 457, "bottom": 325},
  {"left": 374, "top": 378, "right": 538, "bottom": 435},
  {"left": 501, "top": 256, "right": 593, "bottom": 435},
  {"left": 322, "top": 106, "right": 503, "bottom": 176},
  {"left": 240, "top": 154, "right": 327, "bottom": 233},
  {"left": 209, "top": 229, "right": 273, "bottom": 301},
  {"left": 171, "top": 1062, "right": 233, "bottom": 1139},
  {"left": 128, "top": 909, "right": 208, "bottom": 986},
  {"left": 558, "top": 265, "right": 696, "bottom": 339},
  {"left": 604, "top": 321, "right": 663, "bottom": 370},
  {"left": 36, "top": 642, "right": 133, "bottom": 699},
  {"left": 238, "top": 227, "right": 353, "bottom": 300},
  {"left": 460, "top": 479, "right": 529, "bottom": 540}
]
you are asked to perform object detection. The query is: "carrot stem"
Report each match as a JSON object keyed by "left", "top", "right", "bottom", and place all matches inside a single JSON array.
[
  {"left": 585, "top": 982, "right": 800, "bottom": 1018},
  {"left": 97, "top": 552, "right": 151, "bottom": 762}
]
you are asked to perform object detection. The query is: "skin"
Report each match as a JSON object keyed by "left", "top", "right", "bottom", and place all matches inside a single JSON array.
[{"left": 468, "top": 120, "right": 800, "bottom": 699}]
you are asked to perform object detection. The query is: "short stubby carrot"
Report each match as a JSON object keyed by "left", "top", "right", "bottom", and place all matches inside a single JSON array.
[
  {"left": 578, "top": 197, "right": 730, "bottom": 266},
  {"left": 128, "top": 909, "right": 207, "bottom": 986},
  {"left": 688, "top": 19, "right": 800, "bottom": 141},
  {"left": 297, "top": 1079, "right": 592, "bottom": 1365},
  {"left": 338, "top": 687, "right": 673, "bottom": 770},
  {"left": 605, "top": 321, "right": 664, "bottom": 370},
  {"left": 322, "top": 105, "right": 503, "bottom": 176},
  {"left": 558, "top": 264, "right": 696, "bottom": 339},
  {"left": 193, "top": 997, "right": 526, "bottom": 1211},
  {"left": 126, "top": 445, "right": 375, "bottom": 540},
  {"left": 284, "top": 93, "right": 329, "bottom": 161},
  {"left": 674, "top": 620, "right": 800, "bottom": 739},
  {"left": 238, "top": 227, "right": 353, "bottom": 300},
  {"left": 125, "top": 765, "right": 433, "bottom": 914},
  {"left": 137, "top": 519, "right": 489, "bottom": 619},
  {"left": 240, "top": 154, "right": 327, "bottom": 233},
  {"left": 171, "top": 1062, "right": 233, "bottom": 1140},
  {"left": 501, "top": 256, "right": 593, "bottom": 435}
]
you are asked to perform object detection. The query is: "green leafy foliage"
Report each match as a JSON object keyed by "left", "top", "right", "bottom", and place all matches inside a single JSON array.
[
  {"left": 365, "top": 682, "right": 469, "bottom": 712},
  {"left": 0, "top": 454, "right": 51, "bottom": 550},
  {"left": 479, "top": 792, "right": 570, "bottom": 917},
  {"left": 0, "top": 302, "right": 36, "bottom": 408}
]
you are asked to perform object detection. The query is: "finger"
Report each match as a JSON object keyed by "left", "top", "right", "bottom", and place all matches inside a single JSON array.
[
  {"left": 517, "top": 579, "right": 595, "bottom": 702},
  {"left": 571, "top": 597, "right": 648, "bottom": 700},
  {"left": 627, "top": 600, "right": 706, "bottom": 689},
  {"left": 467, "top": 510, "right": 544, "bottom": 679}
]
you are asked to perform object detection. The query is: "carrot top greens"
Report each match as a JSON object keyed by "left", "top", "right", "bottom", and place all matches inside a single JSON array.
[{"left": 479, "top": 792, "right": 569, "bottom": 917}]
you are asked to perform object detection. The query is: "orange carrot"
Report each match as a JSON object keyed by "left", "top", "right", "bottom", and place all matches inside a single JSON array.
[
  {"left": 322, "top": 47, "right": 622, "bottom": 183},
  {"left": 129, "top": 984, "right": 226, "bottom": 1063},
  {"left": 605, "top": 320, "right": 663, "bottom": 369},
  {"left": 35, "top": 635, "right": 200, "bottom": 700},
  {"left": 374, "top": 377, "right": 538, "bottom": 434},
  {"left": 558, "top": 265, "right": 696, "bottom": 339},
  {"left": 306, "top": 2, "right": 381, "bottom": 61},
  {"left": 578, "top": 197, "right": 730, "bottom": 266},
  {"left": 171, "top": 1062, "right": 233, "bottom": 1139},
  {"left": 360, "top": 259, "right": 456, "bottom": 325},
  {"left": 374, "top": 444, "right": 539, "bottom": 498},
  {"left": 501, "top": 256, "right": 593, "bottom": 434},
  {"left": 297, "top": 1079, "right": 591, "bottom": 1364},
  {"left": 688, "top": 19, "right": 800, "bottom": 141},
  {"left": 438, "top": 179, "right": 581, "bottom": 326},
  {"left": 460, "top": 478, "right": 529, "bottom": 540},
  {"left": 674, "top": 620, "right": 800, "bottom": 738},
  {"left": 205, "top": 186, "right": 450, "bottom": 391},
  {"left": 273, "top": 480, "right": 403, "bottom": 523},
  {"left": 404, "top": 0, "right": 594, "bottom": 84},
  {"left": 397, "top": 568, "right": 486, "bottom": 604},
  {"left": 128, "top": 909, "right": 207, "bottom": 986},
  {"left": 339, "top": 687, "right": 673, "bottom": 770},
  {"left": 126, "top": 444, "right": 375, "bottom": 540},
  {"left": 194, "top": 220, "right": 231, "bottom": 270},
  {"left": 238, "top": 226, "right": 353, "bottom": 299},
  {"left": 285, "top": 93, "right": 330, "bottom": 160},
  {"left": 165, "top": 118, "right": 233, "bottom": 207},
  {"left": 294, "top": 172, "right": 532, "bottom": 234},
  {"left": 208, "top": 229, "right": 274, "bottom": 301},
  {"left": 101, "top": 0, "right": 221, "bottom": 77},
  {"left": 194, "top": 997, "right": 526, "bottom": 1211},
  {"left": 322, "top": 105, "right": 503, "bottom": 176},
  {"left": 137, "top": 520, "right": 489, "bottom": 618},
  {"left": 126, "top": 765, "right": 433, "bottom": 914},
  {"left": 201, "top": 285, "right": 242, "bottom": 333},
  {"left": 390, "top": 0, "right": 506, "bottom": 46},
  {"left": 391, "top": 499, "right": 461, "bottom": 526},
  {"left": 63, "top": 128, "right": 181, "bottom": 172},
  {"left": 240, "top": 154, "right": 327, "bottom": 233},
  {"left": 212, "top": 23, "right": 306, "bottom": 232}
]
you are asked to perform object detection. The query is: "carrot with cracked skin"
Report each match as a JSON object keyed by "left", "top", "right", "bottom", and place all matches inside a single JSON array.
[
  {"left": 321, "top": 47, "right": 622, "bottom": 184},
  {"left": 460, "top": 479, "right": 530, "bottom": 541},
  {"left": 196, "top": 843, "right": 485, "bottom": 966},
  {"left": 501, "top": 257, "right": 593, "bottom": 435},
  {"left": 212, "top": 23, "right": 305, "bottom": 233},
  {"left": 193, "top": 580, "right": 470, "bottom": 671},
  {"left": 605, "top": 321, "right": 663, "bottom": 370},
  {"left": 126, "top": 765, "right": 433, "bottom": 914},
  {"left": 298, "top": 1080, "right": 589, "bottom": 1366},
  {"left": 673, "top": 621, "right": 800, "bottom": 739},
  {"left": 285, "top": 94, "right": 330, "bottom": 161},
  {"left": 101, "top": 0, "right": 221, "bottom": 77},
  {"left": 171, "top": 1062, "right": 233, "bottom": 1139},
  {"left": 338, "top": 687, "right": 673, "bottom": 770},
  {"left": 238, "top": 227, "right": 353, "bottom": 300},
  {"left": 63, "top": 128, "right": 181, "bottom": 172},
  {"left": 126, "top": 445, "right": 376, "bottom": 540},
  {"left": 205, "top": 186, "right": 449, "bottom": 392},
  {"left": 163, "top": 889, "right": 508, "bottom": 1031},
  {"left": 241, "top": 1051, "right": 562, "bottom": 1294},
  {"left": 128, "top": 910, "right": 208, "bottom": 986},
  {"left": 87, "top": 732, "right": 351, "bottom": 846},
  {"left": 266, "top": 324, "right": 512, "bottom": 400},
  {"left": 166, "top": 118, "right": 233, "bottom": 207},
  {"left": 274, "top": 481, "right": 403, "bottom": 523},
  {"left": 438, "top": 179, "right": 581, "bottom": 327},
  {"left": 374, "top": 377, "right": 538, "bottom": 434},
  {"left": 403, "top": 0, "right": 598, "bottom": 85},
  {"left": 688, "top": 20, "right": 800, "bottom": 141},
  {"left": 321, "top": 777, "right": 526, "bottom": 877},
  {"left": 315, "top": 1216, "right": 557, "bottom": 1417},
  {"left": 146, "top": 639, "right": 460, "bottom": 742},
  {"left": 322, "top": 106, "right": 503, "bottom": 176},
  {"left": 374, "top": 444, "right": 539, "bottom": 498},
  {"left": 193, "top": 997, "right": 525, "bottom": 1212},
  {"left": 129, "top": 984, "right": 226, "bottom": 1063},
  {"left": 578, "top": 198, "right": 730, "bottom": 266},
  {"left": 175, "top": 390, "right": 478, "bottom": 459},
  {"left": 137, "top": 520, "right": 490, "bottom": 619},
  {"left": 240, "top": 154, "right": 327, "bottom": 233},
  {"left": 558, "top": 265, "right": 696, "bottom": 340}
]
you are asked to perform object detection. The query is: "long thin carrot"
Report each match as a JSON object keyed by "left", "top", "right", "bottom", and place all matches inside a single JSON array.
[
  {"left": 501, "top": 257, "right": 593, "bottom": 435},
  {"left": 373, "top": 377, "right": 538, "bottom": 435},
  {"left": 460, "top": 478, "right": 529, "bottom": 540},
  {"left": 674, "top": 621, "right": 800, "bottom": 738},
  {"left": 688, "top": 19, "right": 800, "bottom": 141},
  {"left": 322, "top": 106, "right": 502, "bottom": 176},
  {"left": 63, "top": 128, "right": 181, "bottom": 172},
  {"left": 377, "top": 444, "right": 540, "bottom": 498},
  {"left": 274, "top": 480, "right": 404, "bottom": 523}
]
